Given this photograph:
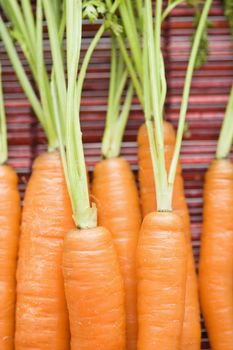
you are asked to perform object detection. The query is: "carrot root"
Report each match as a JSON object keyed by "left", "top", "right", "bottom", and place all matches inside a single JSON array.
[
  {"left": 92, "top": 157, "right": 141, "bottom": 350},
  {"left": 0, "top": 165, "right": 21, "bottom": 350},
  {"left": 137, "top": 211, "right": 187, "bottom": 350},
  {"left": 63, "top": 226, "right": 126, "bottom": 350},
  {"left": 199, "top": 159, "right": 233, "bottom": 350},
  {"left": 15, "top": 152, "right": 75, "bottom": 350}
]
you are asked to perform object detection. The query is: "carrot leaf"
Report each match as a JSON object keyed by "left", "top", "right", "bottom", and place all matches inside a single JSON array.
[
  {"left": 216, "top": 83, "right": 233, "bottom": 159},
  {"left": 0, "top": 63, "right": 7, "bottom": 165},
  {"left": 101, "top": 37, "right": 133, "bottom": 159}
]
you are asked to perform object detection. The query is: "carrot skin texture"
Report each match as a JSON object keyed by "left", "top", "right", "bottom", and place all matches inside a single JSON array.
[
  {"left": 0, "top": 165, "right": 21, "bottom": 350},
  {"left": 138, "top": 122, "right": 201, "bottom": 349},
  {"left": 199, "top": 159, "right": 233, "bottom": 350},
  {"left": 137, "top": 211, "right": 187, "bottom": 350},
  {"left": 15, "top": 152, "right": 75, "bottom": 350},
  {"left": 63, "top": 226, "right": 126, "bottom": 350},
  {"left": 92, "top": 157, "right": 142, "bottom": 350}
]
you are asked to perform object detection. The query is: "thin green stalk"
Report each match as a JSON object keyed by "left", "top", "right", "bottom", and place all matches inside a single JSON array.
[
  {"left": 43, "top": 0, "right": 67, "bottom": 138},
  {"left": 103, "top": 83, "right": 134, "bottom": 158},
  {"left": 105, "top": 37, "right": 117, "bottom": 129},
  {"left": 146, "top": 0, "right": 169, "bottom": 211},
  {"left": 160, "top": 50, "right": 167, "bottom": 115},
  {"left": 162, "top": 0, "right": 185, "bottom": 22},
  {"left": 143, "top": 13, "right": 160, "bottom": 207},
  {"left": 168, "top": 0, "right": 213, "bottom": 197},
  {"left": 1, "top": 0, "right": 37, "bottom": 76},
  {"left": 136, "top": 0, "right": 143, "bottom": 20},
  {"left": 53, "top": 0, "right": 96, "bottom": 229},
  {"left": 101, "top": 38, "right": 133, "bottom": 159},
  {"left": 76, "top": 24, "right": 105, "bottom": 119},
  {"left": 36, "top": 0, "right": 57, "bottom": 150},
  {"left": 117, "top": 34, "right": 143, "bottom": 105},
  {"left": 119, "top": 1, "right": 142, "bottom": 79},
  {"left": 216, "top": 83, "right": 233, "bottom": 159},
  {"left": 0, "top": 64, "right": 7, "bottom": 164},
  {"left": 111, "top": 70, "right": 128, "bottom": 119},
  {"left": 21, "top": 0, "right": 36, "bottom": 48},
  {"left": 154, "top": 0, "right": 162, "bottom": 110},
  {"left": 0, "top": 16, "right": 47, "bottom": 135}
]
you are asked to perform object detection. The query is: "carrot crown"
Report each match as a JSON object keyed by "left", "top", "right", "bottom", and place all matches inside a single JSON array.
[
  {"left": 45, "top": 0, "right": 121, "bottom": 228},
  {"left": 0, "top": 64, "right": 7, "bottom": 165},
  {"left": 101, "top": 37, "right": 133, "bottom": 159}
]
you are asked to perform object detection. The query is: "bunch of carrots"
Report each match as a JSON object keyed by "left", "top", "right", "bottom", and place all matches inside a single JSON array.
[{"left": 0, "top": 0, "right": 232, "bottom": 350}]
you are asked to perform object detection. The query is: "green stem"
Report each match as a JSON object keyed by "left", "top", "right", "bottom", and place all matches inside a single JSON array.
[
  {"left": 105, "top": 37, "right": 117, "bottom": 130},
  {"left": 0, "top": 64, "right": 7, "bottom": 164},
  {"left": 168, "top": 0, "right": 213, "bottom": 196},
  {"left": 119, "top": 0, "right": 142, "bottom": 80},
  {"left": 21, "top": 0, "right": 36, "bottom": 48},
  {"left": 102, "top": 79, "right": 133, "bottom": 159},
  {"left": 0, "top": 0, "right": 37, "bottom": 77},
  {"left": 117, "top": 34, "right": 143, "bottom": 105},
  {"left": 146, "top": 0, "right": 169, "bottom": 211},
  {"left": 36, "top": 0, "right": 58, "bottom": 150},
  {"left": 43, "top": 0, "right": 67, "bottom": 139},
  {"left": 143, "top": 14, "right": 159, "bottom": 208},
  {"left": 76, "top": 24, "right": 105, "bottom": 121},
  {"left": 0, "top": 16, "right": 48, "bottom": 136},
  {"left": 216, "top": 83, "right": 233, "bottom": 159},
  {"left": 162, "top": 0, "right": 185, "bottom": 22}
]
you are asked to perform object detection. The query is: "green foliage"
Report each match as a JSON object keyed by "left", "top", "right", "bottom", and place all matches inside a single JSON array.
[
  {"left": 82, "top": 0, "right": 106, "bottom": 23},
  {"left": 188, "top": 0, "right": 210, "bottom": 68},
  {"left": 223, "top": 0, "right": 233, "bottom": 38}
]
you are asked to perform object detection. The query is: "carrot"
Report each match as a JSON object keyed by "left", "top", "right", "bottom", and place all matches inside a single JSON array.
[
  {"left": 137, "top": 211, "right": 187, "bottom": 349},
  {"left": 15, "top": 152, "right": 75, "bottom": 349},
  {"left": 0, "top": 3, "right": 78, "bottom": 348},
  {"left": 63, "top": 226, "right": 126, "bottom": 350},
  {"left": 127, "top": 0, "right": 211, "bottom": 348},
  {"left": 199, "top": 78, "right": 233, "bottom": 349},
  {"left": 91, "top": 38, "right": 141, "bottom": 349},
  {"left": 0, "top": 65, "right": 21, "bottom": 349},
  {"left": 49, "top": 1, "right": 126, "bottom": 348},
  {"left": 137, "top": 122, "right": 201, "bottom": 349},
  {"left": 0, "top": 166, "right": 21, "bottom": 350},
  {"left": 92, "top": 157, "right": 141, "bottom": 349},
  {"left": 199, "top": 159, "right": 233, "bottom": 349}
]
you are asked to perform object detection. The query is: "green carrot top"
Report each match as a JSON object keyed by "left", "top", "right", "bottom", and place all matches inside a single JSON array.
[
  {"left": 44, "top": 0, "right": 122, "bottom": 228},
  {"left": 101, "top": 37, "right": 133, "bottom": 159},
  {"left": 142, "top": 0, "right": 213, "bottom": 211},
  {"left": 0, "top": 64, "right": 7, "bottom": 165},
  {"left": 216, "top": 2, "right": 233, "bottom": 159}
]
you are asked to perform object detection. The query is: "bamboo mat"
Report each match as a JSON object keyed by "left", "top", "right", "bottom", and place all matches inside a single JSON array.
[{"left": 1, "top": 1, "right": 233, "bottom": 348}]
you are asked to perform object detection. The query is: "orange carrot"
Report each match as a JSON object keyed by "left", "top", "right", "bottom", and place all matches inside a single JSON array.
[
  {"left": 63, "top": 226, "right": 126, "bottom": 350},
  {"left": 137, "top": 122, "right": 201, "bottom": 349},
  {"left": 15, "top": 152, "right": 75, "bottom": 349},
  {"left": 137, "top": 211, "right": 187, "bottom": 349},
  {"left": 0, "top": 165, "right": 21, "bottom": 350},
  {"left": 199, "top": 159, "right": 233, "bottom": 349},
  {"left": 46, "top": 1, "right": 126, "bottom": 348},
  {"left": 92, "top": 157, "right": 142, "bottom": 349}
]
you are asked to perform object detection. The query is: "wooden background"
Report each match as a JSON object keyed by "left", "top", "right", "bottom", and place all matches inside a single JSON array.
[{"left": 1, "top": 1, "right": 233, "bottom": 348}]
